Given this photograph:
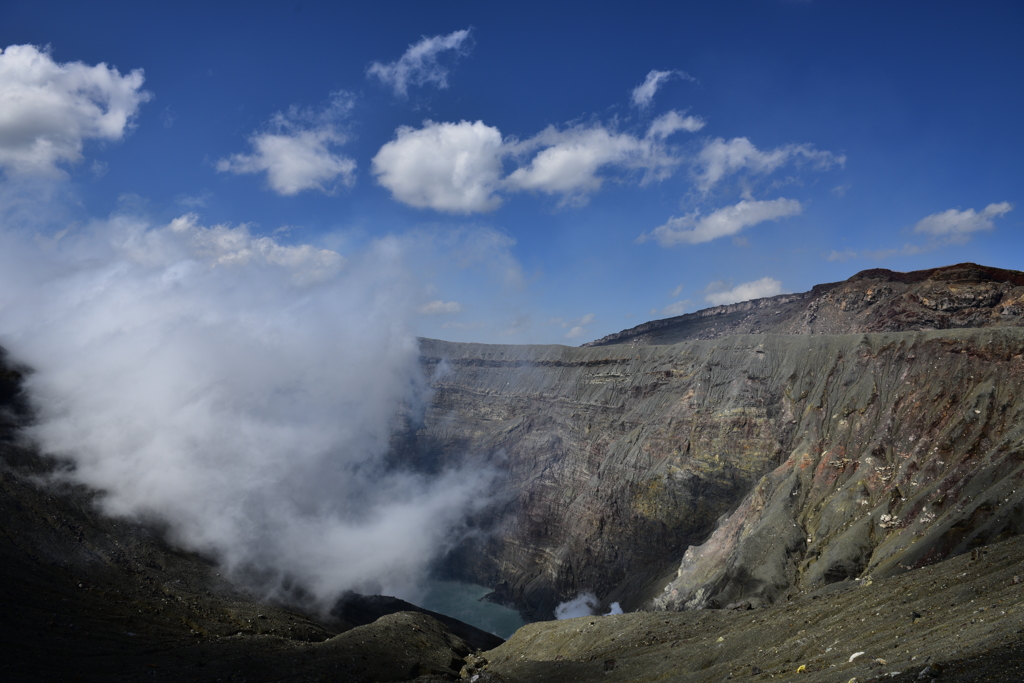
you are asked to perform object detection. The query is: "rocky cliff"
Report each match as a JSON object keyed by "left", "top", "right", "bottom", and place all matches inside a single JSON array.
[{"left": 405, "top": 264, "right": 1024, "bottom": 620}]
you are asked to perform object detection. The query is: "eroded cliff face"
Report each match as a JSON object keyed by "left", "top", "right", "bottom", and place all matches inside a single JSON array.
[
  {"left": 408, "top": 337, "right": 796, "bottom": 618},
  {"left": 404, "top": 264, "right": 1024, "bottom": 619},
  {"left": 655, "top": 328, "right": 1024, "bottom": 611}
]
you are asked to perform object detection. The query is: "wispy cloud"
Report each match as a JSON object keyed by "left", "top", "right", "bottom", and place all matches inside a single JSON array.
[
  {"left": 913, "top": 202, "right": 1012, "bottom": 241},
  {"left": 647, "top": 110, "right": 705, "bottom": 137},
  {"left": 217, "top": 92, "right": 356, "bottom": 196},
  {"left": 367, "top": 29, "right": 472, "bottom": 97},
  {"left": 694, "top": 137, "right": 844, "bottom": 192},
  {"left": 659, "top": 299, "right": 691, "bottom": 317},
  {"left": 704, "top": 277, "right": 784, "bottom": 306},
  {"left": 500, "top": 314, "right": 532, "bottom": 337},
  {"left": 556, "top": 312, "right": 596, "bottom": 339},
  {"left": 641, "top": 197, "right": 802, "bottom": 246},
  {"left": 827, "top": 201, "right": 1013, "bottom": 262},
  {"left": 419, "top": 300, "right": 462, "bottom": 315},
  {"left": 826, "top": 248, "right": 858, "bottom": 262},
  {"left": 630, "top": 69, "right": 694, "bottom": 108},
  {"left": 0, "top": 44, "right": 151, "bottom": 177}
]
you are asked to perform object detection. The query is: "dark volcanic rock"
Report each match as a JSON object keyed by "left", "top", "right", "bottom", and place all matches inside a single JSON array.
[
  {"left": 333, "top": 592, "right": 504, "bottom": 651},
  {"left": 584, "top": 263, "right": 1024, "bottom": 346}
]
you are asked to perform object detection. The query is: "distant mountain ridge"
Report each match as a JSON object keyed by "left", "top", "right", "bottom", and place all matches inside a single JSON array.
[{"left": 584, "top": 263, "right": 1024, "bottom": 347}]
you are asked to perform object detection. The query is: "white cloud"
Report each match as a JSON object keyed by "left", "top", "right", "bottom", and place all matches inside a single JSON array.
[
  {"left": 217, "top": 92, "right": 356, "bottom": 196},
  {"left": 367, "top": 29, "right": 471, "bottom": 97},
  {"left": 372, "top": 120, "right": 504, "bottom": 213},
  {"left": 0, "top": 44, "right": 151, "bottom": 176},
  {"left": 507, "top": 126, "right": 642, "bottom": 197},
  {"left": 647, "top": 110, "right": 705, "bottom": 138},
  {"left": 419, "top": 300, "right": 462, "bottom": 315},
  {"left": 631, "top": 69, "right": 694, "bottom": 108},
  {"left": 217, "top": 130, "right": 355, "bottom": 195},
  {"left": 374, "top": 114, "right": 692, "bottom": 212},
  {"left": 913, "top": 202, "right": 1012, "bottom": 240},
  {"left": 643, "top": 197, "right": 803, "bottom": 246},
  {"left": 823, "top": 202, "right": 1012, "bottom": 263},
  {"left": 694, "top": 137, "right": 845, "bottom": 192},
  {"left": 660, "top": 300, "right": 691, "bottom": 317},
  {"left": 162, "top": 213, "right": 345, "bottom": 283},
  {"left": 561, "top": 313, "right": 595, "bottom": 340},
  {"left": 505, "top": 123, "right": 683, "bottom": 204},
  {"left": 704, "top": 277, "right": 784, "bottom": 306},
  {"left": 827, "top": 248, "right": 858, "bottom": 262}
]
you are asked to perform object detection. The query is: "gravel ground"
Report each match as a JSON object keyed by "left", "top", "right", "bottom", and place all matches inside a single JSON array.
[{"left": 484, "top": 535, "right": 1024, "bottom": 682}]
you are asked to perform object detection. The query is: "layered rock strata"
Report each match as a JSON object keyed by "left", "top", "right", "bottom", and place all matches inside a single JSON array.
[{"left": 407, "top": 264, "right": 1024, "bottom": 618}]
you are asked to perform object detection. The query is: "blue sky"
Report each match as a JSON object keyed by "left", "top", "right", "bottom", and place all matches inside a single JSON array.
[{"left": 1, "top": 0, "right": 1022, "bottom": 344}]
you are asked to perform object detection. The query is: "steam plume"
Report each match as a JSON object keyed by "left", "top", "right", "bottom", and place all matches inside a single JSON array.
[{"left": 0, "top": 211, "right": 493, "bottom": 608}]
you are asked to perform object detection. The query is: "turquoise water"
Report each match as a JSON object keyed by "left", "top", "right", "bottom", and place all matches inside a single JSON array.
[{"left": 416, "top": 580, "right": 527, "bottom": 639}]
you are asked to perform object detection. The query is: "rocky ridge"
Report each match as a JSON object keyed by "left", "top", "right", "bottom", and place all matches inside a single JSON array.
[{"left": 585, "top": 263, "right": 1024, "bottom": 346}]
